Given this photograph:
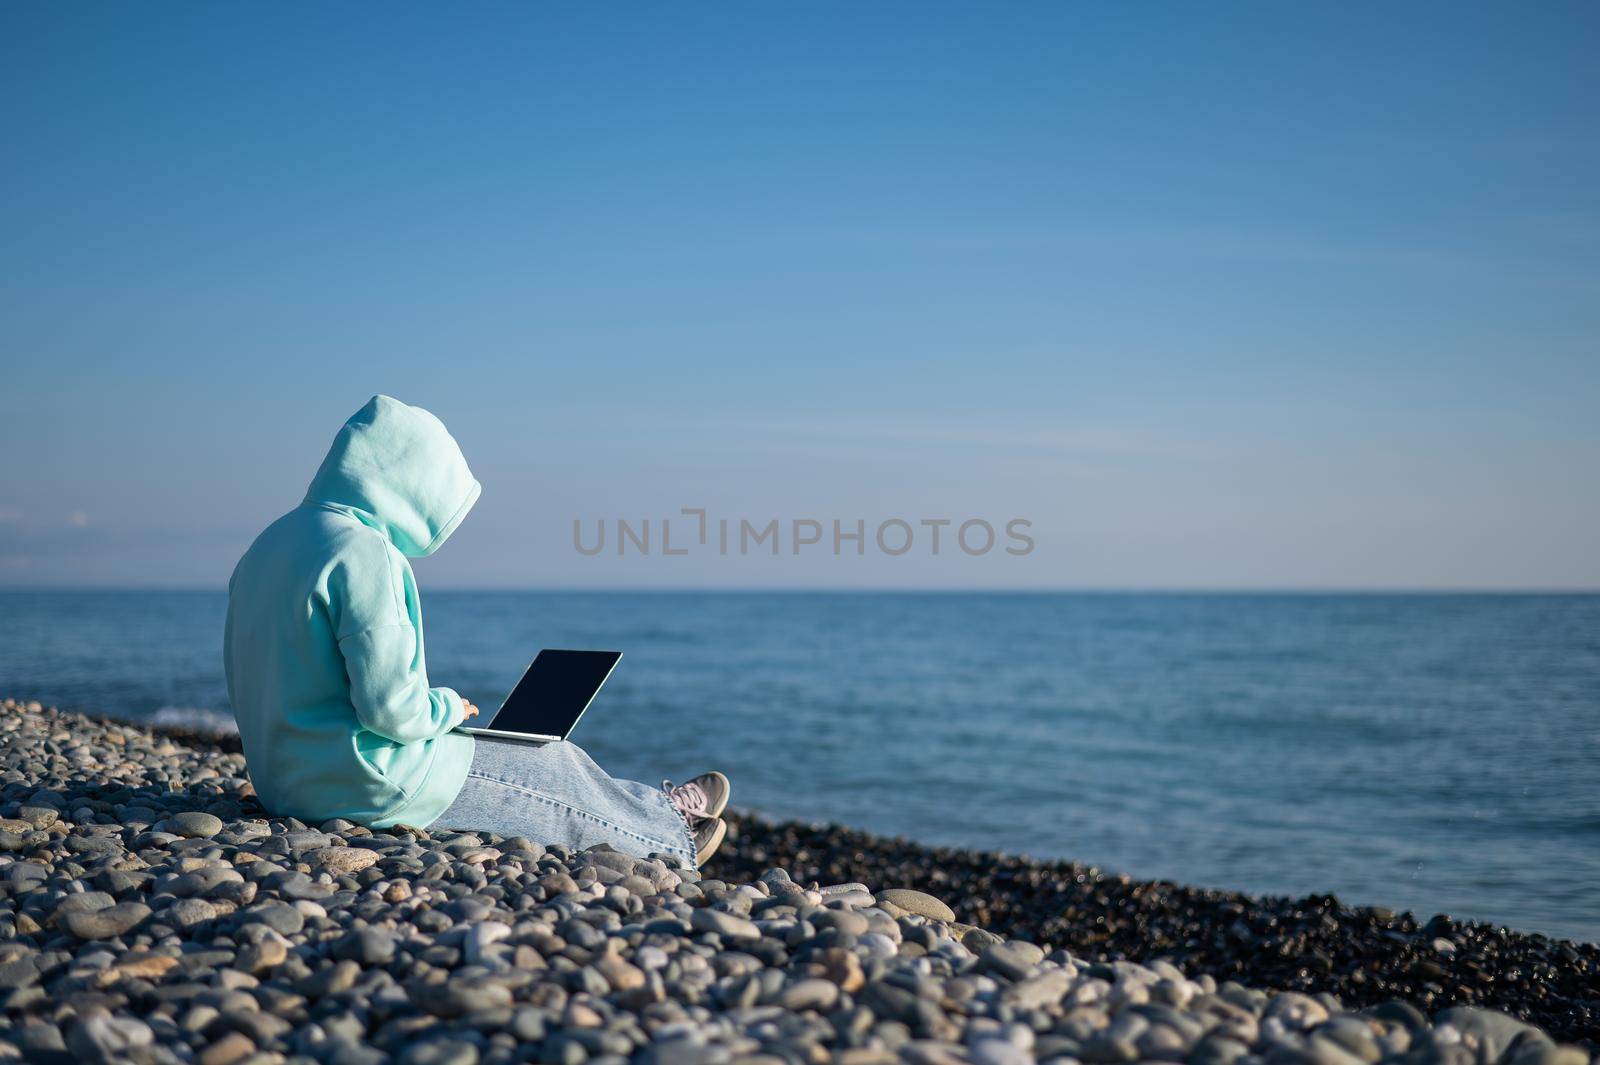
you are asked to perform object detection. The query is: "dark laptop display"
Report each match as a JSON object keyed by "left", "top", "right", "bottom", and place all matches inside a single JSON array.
[{"left": 470, "top": 649, "right": 622, "bottom": 741}]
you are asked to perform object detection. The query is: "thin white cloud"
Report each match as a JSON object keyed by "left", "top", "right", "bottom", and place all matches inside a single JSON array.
[
  {"left": 709, "top": 417, "right": 1209, "bottom": 462},
  {"left": 66, "top": 510, "right": 90, "bottom": 527}
]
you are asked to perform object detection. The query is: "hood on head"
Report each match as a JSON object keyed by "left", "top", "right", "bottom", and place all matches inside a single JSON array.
[{"left": 305, "top": 395, "right": 480, "bottom": 557}]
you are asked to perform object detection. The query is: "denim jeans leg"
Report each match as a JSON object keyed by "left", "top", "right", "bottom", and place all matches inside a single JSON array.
[{"left": 429, "top": 737, "right": 698, "bottom": 868}]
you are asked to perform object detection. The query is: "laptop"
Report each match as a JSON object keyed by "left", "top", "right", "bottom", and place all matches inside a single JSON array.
[{"left": 459, "top": 649, "right": 623, "bottom": 743}]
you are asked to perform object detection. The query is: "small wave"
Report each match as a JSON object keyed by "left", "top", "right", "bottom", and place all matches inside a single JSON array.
[{"left": 148, "top": 705, "right": 239, "bottom": 735}]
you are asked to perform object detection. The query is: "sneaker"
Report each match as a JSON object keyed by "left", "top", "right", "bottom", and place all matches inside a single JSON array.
[
  {"left": 664, "top": 771, "right": 731, "bottom": 822},
  {"left": 694, "top": 816, "right": 727, "bottom": 865}
]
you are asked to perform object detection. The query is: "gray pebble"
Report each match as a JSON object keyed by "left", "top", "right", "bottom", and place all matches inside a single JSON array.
[
  {"left": 68, "top": 1016, "right": 154, "bottom": 1060},
  {"left": 64, "top": 901, "right": 151, "bottom": 939},
  {"left": 334, "top": 926, "right": 397, "bottom": 965},
  {"left": 690, "top": 907, "right": 760, "bottom": 941},
  {"left": 399, "top": 1040, "right": 481, "bottom": 1065},
  {"left": 876, "top": 888, "right": 956, "bottom": 922},
  {"left": 970, "top": 1037, "right": 1032, "bottom": 1065},
  {"left": 241, "top": 900, "right": 305, "bottom": 935},
  {"left": 980, "top": 941, "right": 1046, "bottom": 981},
  {"left": 168, "top": 810, "right": 225, "bottom": 838}
]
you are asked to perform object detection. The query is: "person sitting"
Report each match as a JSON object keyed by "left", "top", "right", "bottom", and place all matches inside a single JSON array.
[{"left": 224, "top": 394, "right": 730, "bottom": 866}]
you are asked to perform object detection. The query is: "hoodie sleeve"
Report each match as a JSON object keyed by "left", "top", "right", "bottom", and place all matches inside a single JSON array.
[
  {"left": 330, "top": 534, "right": 466, "bottom": 744},
  {"left": 338, "top": 627, "right": 466, "bottom": 743}
]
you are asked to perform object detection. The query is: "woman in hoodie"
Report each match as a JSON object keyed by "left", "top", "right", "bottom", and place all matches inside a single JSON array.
[{"left": 224, "top": 395, "right": 729, "bottom": 867}]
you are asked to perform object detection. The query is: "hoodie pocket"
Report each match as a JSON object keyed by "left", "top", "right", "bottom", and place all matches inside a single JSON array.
[{"left": 351, "top": 733, "right": 414, "bottom": 803}]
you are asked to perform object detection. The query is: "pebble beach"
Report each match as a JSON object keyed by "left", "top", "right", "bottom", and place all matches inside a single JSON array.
[{"left": 0, "top": 698, "right": 1594, "bottom": 1065}]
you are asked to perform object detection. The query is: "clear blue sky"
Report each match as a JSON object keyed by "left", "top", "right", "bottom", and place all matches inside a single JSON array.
[{"left": 2, "top": 3, "right": 1596, "bottom": 589}]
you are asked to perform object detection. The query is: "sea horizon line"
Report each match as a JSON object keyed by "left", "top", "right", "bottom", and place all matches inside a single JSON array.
[{"left": 1, "top": 584, "right": 1598, "bottom": 596}]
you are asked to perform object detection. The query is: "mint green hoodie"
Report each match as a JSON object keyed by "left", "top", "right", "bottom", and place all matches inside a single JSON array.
[{"left": 225, "top": 395, "right": 480, "bottom": 828}]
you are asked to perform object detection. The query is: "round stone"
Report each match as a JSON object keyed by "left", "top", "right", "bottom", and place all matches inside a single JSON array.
[
  {"left": 963, "top": 927, "right": 1004, "bottom": 951},
  {"left": 64, "top": 902, "right": 151, "bottom": 940},
  {"left": 334, "top": 926, "right": 397, "bottom": 965},
  {"left": 779, "top": 978, "right": 840, "bottom": 1012},
  {"left": 876, "top": 889, "right": 956, "bottom": 922},
  {"left": 979, "top": 941, "right": 1046, "bottom": 981},
  {"left": 242, "top": 901, "right": 305, "bottom": 936},
  {"left": 169, "top": 811, "right": 225, "bottom": 838},
  {"left": 690, "top": 907, "right": 760, "bottom": 941},
  {"left": 165, "top": 898, "right": 217, "bottom": 929},
  {"left": 814, "top": 909, "right": 871, "bottom": 936},
  {"left": 308, "top": 846, "right": 381, "bottom": 874},
  {"left": 68, "top": 1017, "right": 154, "bottom": 1059}
]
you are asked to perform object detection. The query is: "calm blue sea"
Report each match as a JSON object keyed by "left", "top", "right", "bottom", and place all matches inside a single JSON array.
[{"left": 1, "top": 590, "right": 1596, "bottom": 943}]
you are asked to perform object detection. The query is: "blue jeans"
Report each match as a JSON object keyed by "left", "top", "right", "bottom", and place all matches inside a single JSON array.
[{"left": 430, "top": 737, "right": 698, "bottom": 868}]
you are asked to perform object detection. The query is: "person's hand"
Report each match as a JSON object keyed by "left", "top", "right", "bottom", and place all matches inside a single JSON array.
[{"left": 461, "top": 699, "right": 481, "bottom": 720}]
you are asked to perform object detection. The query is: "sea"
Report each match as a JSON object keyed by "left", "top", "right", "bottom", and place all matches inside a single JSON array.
[{"left": 1, "top": 589, "right": 1595, "bottom": 943}]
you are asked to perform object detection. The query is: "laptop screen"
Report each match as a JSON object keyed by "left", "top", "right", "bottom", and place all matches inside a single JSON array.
[{"left": 486, "top": 649, "right": 622, "bottom": 739}]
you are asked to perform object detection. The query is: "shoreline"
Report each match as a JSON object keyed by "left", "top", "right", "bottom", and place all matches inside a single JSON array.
[
  {"left": 713, "top": 816, "right": 1599, "bottom": 1047},
  {"left": 0, "top": 699, "right": 1592, "bottom": 1061},
  {"left": 135, "top": 717, "right": 1600, "bottom": 1044}
]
